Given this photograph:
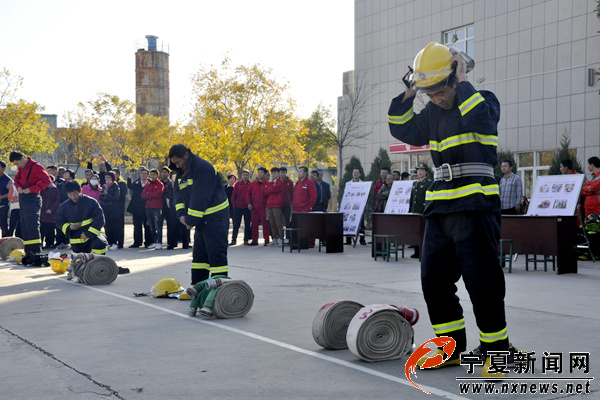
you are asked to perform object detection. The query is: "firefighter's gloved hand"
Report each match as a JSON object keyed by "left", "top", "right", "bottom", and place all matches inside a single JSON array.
[
  {"left": 401, "top": 65, "right": 415, "bottom": 90},
  {"left": 449, "top": 49, "right": 468, "bottom": 82}
]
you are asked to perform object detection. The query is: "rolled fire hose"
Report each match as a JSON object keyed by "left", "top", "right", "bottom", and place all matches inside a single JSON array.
[
  {"left": 346, "top": 304, "right": 414, "bottom": 363},
  {"left": 212, "top": 280, "right": 254, "bottom": 319},
  {"left": 0, "top": 237, "right": 24, "bottom": 260},
  {"left": 312, "top": 300, "right": 364, "bottom": 350},
  {"left": 70, "top": 253, "right": 118, "bottom": 285}
]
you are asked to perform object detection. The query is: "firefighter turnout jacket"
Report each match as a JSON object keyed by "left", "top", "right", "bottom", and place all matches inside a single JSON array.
[
  {"left": 55, "top": 194, "right": 105, "bottom": 245},
  {"left": 388, "top": 81, "right": 501, "bottom": 215},
  {"left": 173, "top": 153, "right": 229, "bottom": 227}
]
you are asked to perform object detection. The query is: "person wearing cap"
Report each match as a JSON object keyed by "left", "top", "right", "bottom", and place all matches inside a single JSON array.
[
  {"left": 388, "top": 42, "right": 513, "bottom": 375},
  {"left": 408, "top": 162, "right": 432, "bottom": 258}
]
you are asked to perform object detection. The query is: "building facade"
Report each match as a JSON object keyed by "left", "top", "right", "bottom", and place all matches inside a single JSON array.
[{"left": 347, "top": 0, "right": 600, "bottom": 197}]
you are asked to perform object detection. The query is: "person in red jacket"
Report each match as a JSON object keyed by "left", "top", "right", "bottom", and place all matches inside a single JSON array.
[
  {"left": 582, "top": 156, "right": 600, "bottom": 219},
  {"left": 246, "top": 167, "right": 270, "bottom": 246},
  {"left": 372, "top": 167, "right": 390, "bottom": 213},
  {"left": 230, "top": 170, "right": 252, "bottom": 245},
  {"left": 292, "top": 166, "right": 317, "bottom": 212},
  {"left": 142, "top": 168, "right": 165, "bottom": 250},
  {"left": 264, "top": 167, "right": 285, "bottom": 246},
  {"left": 10, "top": 151, "right": 51, "bottom": 256}
]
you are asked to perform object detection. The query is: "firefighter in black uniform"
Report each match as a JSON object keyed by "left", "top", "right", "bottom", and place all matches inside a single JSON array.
[
  {"left": 55, "top": 181, "right": 108, "bottom": 255},
  {"left": 408, "top": 162, "right": 432, "bottom": 258},
  {"left": 169, "top": 144, "right": 229, "bottom": 285},
  {"left": 388, "top": 42, "right": 513, "bottom": 376}
]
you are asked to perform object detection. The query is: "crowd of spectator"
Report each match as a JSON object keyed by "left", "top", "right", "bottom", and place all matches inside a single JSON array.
[{"left": 1, "top": 153, "right": 599, "bottom": 253}]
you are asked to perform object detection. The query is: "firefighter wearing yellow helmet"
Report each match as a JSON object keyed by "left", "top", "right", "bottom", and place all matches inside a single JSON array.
[{"left": 388, "top": 43, "right": 516, "bottom": 377}]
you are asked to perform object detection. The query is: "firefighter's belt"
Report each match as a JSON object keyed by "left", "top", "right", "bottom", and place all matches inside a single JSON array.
[
  {"left": 312, "top": 300, "right": 364, "bottom": 350},
  {"left": 433, "top": 163, "right": 494, "bottom": 182},
  {"left": 212, "top": 280, "right": 254, "bottom": 319},
  {"left": 346, "top": 304, "right": 414, "bottom": 362},
  {"left": 0, "top": 237, "right": 24, "bottom": 259}
]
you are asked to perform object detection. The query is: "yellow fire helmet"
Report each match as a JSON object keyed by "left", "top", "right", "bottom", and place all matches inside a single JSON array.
[
  {"left": 150, "top": 277, "right": 184, "bottom": 298},
  {"left": 9, "top": 249, "right": 25, "bottom": 263},
  {"left": 412, "top": 42, "right": 474, "bottom": 91},
  {"left": 50, "top": 259, "right": 70, "bottom": 274}
]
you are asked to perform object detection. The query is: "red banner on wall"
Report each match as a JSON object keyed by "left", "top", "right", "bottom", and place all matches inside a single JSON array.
[{"left": 389, "top": 142, "right": 430, "bottom": 154}]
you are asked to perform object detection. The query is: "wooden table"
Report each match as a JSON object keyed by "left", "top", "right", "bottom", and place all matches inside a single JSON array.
[
  {"left": 371, "top": 213, "right": 426, "bottom": 259},
  {"left": 291, "top": 212, "right": 344, "bottom": 253},
  {"left": 371, "top": 214, "right": 578, "bottom": 274},
  {"left": 500, "top": 215, "right": 578, "bottom": 274}
]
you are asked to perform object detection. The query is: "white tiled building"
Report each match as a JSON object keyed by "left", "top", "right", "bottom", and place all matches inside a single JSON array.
[{"left": 346, "top": 0, "right": 600, "bottom": 197}]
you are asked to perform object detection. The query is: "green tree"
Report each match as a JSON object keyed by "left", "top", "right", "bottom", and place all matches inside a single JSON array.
[
  {"left": 0, "top": 68, "right": 56, "bottom": 160},
  {"left": 301, "top": 103, "right": 337, "bottom": 168},
  {"left": 367, "top": 147, "right": 392, "bottom": 183},
  {"left": 337, "top": 155, "right": 365, "bottom": 205},
  {"left": 548, "top": 130, "right": 583, "bottom": 175},
  {"left": 187, "top": 58, "right": 307, "bottom": 177}
]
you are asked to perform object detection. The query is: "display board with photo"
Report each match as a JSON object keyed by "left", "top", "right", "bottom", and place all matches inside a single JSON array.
[
  {"left": 525, "top": 174, "right": 585, "bottom": 217},
  {"left": 340, "top": 181, "right": 372, "bottom": 236},
  {"left": 383, "top": 180, "right": 416, "bottom": 214}
]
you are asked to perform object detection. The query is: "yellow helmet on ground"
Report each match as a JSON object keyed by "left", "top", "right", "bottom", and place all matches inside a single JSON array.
[
  {"left": 9, "top": 249, "right": 25, "bottom": 262},
  {"left": 413, "top": 42, "right": 454, "bottom": 91},
  {"left": 150, "top": 277, "right": 184, "bottom": 298},
  {"left": 50, "top": 259, "right": 70, "bottom": 274}
]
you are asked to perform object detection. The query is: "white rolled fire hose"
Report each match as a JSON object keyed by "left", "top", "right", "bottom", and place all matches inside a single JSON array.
[
  {"left": 212, "top": 280, "right": 254, "bottom": 319},
  {"left": 69, "top": 253, "right": 118, "bottom": 285},
  {"left": 0, "top": 237, "right": 24, "bottom": 259},
  {"left": 346, "top": 304, "right": 414, "bottom": 362},
  {"left": 312, "top": 300, "right": 364, "bottom": 350}
]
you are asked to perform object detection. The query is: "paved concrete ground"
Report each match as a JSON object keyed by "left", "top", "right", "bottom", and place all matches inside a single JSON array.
[{"left": 1, "top": 225, "right": 599, "bottom": 399}]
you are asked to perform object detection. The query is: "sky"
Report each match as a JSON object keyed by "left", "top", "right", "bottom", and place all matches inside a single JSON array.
[{"left": 0, "top": 0, "right": 354, "bottom": 126}]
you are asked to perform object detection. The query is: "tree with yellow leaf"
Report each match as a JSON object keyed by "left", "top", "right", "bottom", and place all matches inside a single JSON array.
[
  {"left": 124, "top": 113, "right": 175, "bottom": 169},
  {"left": 56, "top": 93, "right": 173, "bottom": 169},
  {"left": 0, "top": 68, "right": 56, "bottom": 160},
  {"left": 188, "top": 58, "right": 308, "bottom": 177}
]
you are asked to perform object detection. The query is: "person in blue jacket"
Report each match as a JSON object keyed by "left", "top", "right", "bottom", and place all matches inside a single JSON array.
[{"left": 169, "top": 144, "right": 229, "bottom": 285}]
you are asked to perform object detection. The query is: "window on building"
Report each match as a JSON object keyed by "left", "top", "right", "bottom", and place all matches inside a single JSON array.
[
  {"left": 515, "top": 151, "right": 552, "bottom": 199},
  {"left": 443, "top": 25, "right": 474, "bottom": 58}
]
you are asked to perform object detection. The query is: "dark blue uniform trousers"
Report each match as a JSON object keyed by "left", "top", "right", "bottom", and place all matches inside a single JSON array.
[
  {"left": 19, "top": 193, "right": 42, "bottom": 254},
  {"left": 421, "top": 211, "right": 509, "bottom": 353},
  {"left": 191, "top": 210, "right": 229, "bottom": 285}
]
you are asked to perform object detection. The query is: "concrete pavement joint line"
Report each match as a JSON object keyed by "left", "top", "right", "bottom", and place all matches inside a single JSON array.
[
  {"left": 77, "top": 281, "right": 466, "bottom": 400},
  {"left": 0, "top": 324, "right": 125, "bottom": 400}
]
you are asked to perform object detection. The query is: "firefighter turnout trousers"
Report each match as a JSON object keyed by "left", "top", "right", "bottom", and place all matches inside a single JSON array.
[
  {"left": 191, "top": 209, "right": 229, "bottom": 284},
  {"left": 20, "top": 193, "right": 42, "bottom": 254},
  {"left": 421, "top": 211, "right": 509, "bottom": 353},
  {"left": 71, "top": 233, "right": 108, "bottom": 255}
]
